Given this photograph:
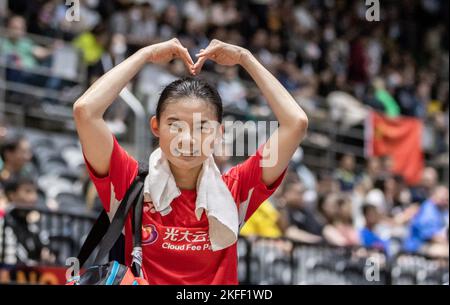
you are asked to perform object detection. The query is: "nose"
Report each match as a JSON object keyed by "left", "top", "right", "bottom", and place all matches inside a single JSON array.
[
  {"left": 180, "top": 129, "right": 194, "bottom": 144},
  {"left": 177, "top": 130, "right": 198, "bottom": 151}
]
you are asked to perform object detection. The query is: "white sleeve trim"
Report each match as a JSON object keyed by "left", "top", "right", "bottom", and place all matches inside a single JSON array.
[{"left": 238, "top": 187, "right": 254, "bottom": 231}]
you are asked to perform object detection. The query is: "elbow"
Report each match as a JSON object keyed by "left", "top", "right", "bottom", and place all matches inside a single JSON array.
[
  {"left": 73, "top": 99, "right": 92, "bottom": 121},
  {"left": 299, "top": 113, "right": 309, "bottom": 131},
  {"left": 293, "top": 112, "right": 309, "bottom": 140}
]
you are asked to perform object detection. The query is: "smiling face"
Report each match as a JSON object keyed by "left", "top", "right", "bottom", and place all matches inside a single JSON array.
[{"left": 150, "top": 97, "right": 222, "bottom": 171}]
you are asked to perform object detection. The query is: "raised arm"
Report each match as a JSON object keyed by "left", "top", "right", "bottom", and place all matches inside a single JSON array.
[
  {"left": 73, "top": 38, "right": 193, "bottom": 177},
  {"left": 193, "top": 39, "right": 308, "bottom": 186}
]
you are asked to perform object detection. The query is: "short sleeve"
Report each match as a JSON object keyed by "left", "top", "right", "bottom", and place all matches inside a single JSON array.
[
  {"left": 82, "top": 134, "right": 138, "bottom": 214},
  {"left": 222, "top": 144, "right": 287, "bottom": 227}
]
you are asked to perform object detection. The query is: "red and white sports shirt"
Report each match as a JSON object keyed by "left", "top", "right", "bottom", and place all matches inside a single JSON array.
[{"left": 83, "top": 135, "right": 286, "bottom": 284}]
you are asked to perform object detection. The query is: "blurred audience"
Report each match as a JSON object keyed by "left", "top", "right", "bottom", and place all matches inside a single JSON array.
[
  {"left": 0, "top": 176, "right": 54, "bottom": 266},
  {"left": 279, "top": 180, "right": 323, "bottom": 244},
  {"left": 360, "top": 203, "right": 390, "bottom": 255},
  {"left": 0, "top": 135, "right": 37, "bottom": 185},
  {"left": 334, "top": 154, "right": 357, "bottom": 192},
  {"left": 0, "top": 0, "right": 448, "bottom": 266},
  {"left": 0, "top": 15, "right": 53, "bottom": 85},
  {"left": 404, "top": 185, "right": 449, "bottom": 258}
]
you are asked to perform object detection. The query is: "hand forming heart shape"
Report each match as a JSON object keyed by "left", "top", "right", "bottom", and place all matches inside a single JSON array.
[{"left": 146, "top": 38, "right": 248, "bottom": 76}]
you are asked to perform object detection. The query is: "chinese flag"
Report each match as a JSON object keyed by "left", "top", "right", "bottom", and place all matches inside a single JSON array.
[{"left": 366, "top": 111, "right": 424, "bottom": 186}]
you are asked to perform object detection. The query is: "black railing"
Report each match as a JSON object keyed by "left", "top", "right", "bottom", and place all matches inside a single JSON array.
[
  {"left": 0, "top": 206, "right": 97, "bottom": 267},
  {"left": 1, "top": 207, "right": 448, "bottom": 285},
  {"left": 237, "top": 237, "right": 448, "bottom": 285}
]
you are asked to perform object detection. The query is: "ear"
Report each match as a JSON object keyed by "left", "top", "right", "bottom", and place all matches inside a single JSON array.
[{"left": 150, "top": 116, "right": 160, "bottom": 138}]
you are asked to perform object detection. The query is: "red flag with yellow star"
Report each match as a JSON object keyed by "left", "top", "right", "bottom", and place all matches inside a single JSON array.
[{"left": 366, "top": 111, "right": 424, "bottom": 185}]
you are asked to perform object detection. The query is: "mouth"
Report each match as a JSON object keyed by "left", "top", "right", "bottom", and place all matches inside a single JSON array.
[{"left": 175, "top": 148, "right": 200, "bottom": 157}]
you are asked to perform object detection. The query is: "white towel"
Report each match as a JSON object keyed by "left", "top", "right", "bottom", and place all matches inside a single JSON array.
[{"left": 143, "top": 148, "right": 239, "bottom": 251}]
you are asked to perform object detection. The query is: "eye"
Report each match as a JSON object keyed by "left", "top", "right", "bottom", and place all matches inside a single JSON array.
[
  {"left": 201, "top": 125, "right": 211, "bottom": 132},
  {"left": 199, "top": 122, "right": 214, "bottom": 133},
  {"left": 169, "top": 122, "right": 183, "bottom": 132}
]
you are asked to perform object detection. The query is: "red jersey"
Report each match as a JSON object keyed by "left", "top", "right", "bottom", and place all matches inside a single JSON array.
[{"left": 83, "top": 135, "right": 286, "bottom": 284}]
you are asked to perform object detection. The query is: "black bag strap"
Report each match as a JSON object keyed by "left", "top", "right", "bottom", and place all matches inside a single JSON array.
[
  {"left": 92, "top": 180, "right": 144, "bottom": 265},
  {"left": 130, "top": 187, "right": 144, "bottom": 277},
  {"left": 131, "top": 189, "right": 144, "bottom": 248},
  {"left": 77, "top": 209, "right": 109, "bottom": 267},
  {"left": 77, "top": 177, "right": 141, "bottom": 267},
  {"left": 77, "top": 161, "right": 148, "bottom": 268}
]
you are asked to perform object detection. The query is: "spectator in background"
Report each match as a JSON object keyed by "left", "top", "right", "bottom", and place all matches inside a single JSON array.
[
  {"left": 0, "top": 135, "right": 36, "bottom": 185},
  {"left": 72, "top": 23, "right": 109, "bottom": 71},
  {"left": 316, "top": 192, "right": 340, "bottom": 228},
  {"left": 411, "top": 166, "right": 439, "bottom": 204},
  {"left": 403, "top": 185, "right": 449, "bottom": 258},
  {"left": 279, "top": 180, "right": 323, "bottom": 244},
  {"left": 323, "top": 195, "right": 360, "bottom": 247},
  {"left": 240, "top": 199, "right": 283, "bottom": 239},
  {"left": 348, "top": 36, "right": 369, "bottom": 99},
  {"left": 183, "top": 0, "right": 211, "bottom": 28},
  {"left": 359, "top": 156, "right": 382, "bottom": 191},
  {"left": 360, "top": 203, "right": 390, "bottom": 255},
  {"left": 371, "top": 77, "right": 401, "bottom": 118},
  {"left": 210, "top": 0, "right": 240, "bottom": 27},
  {"left": 54, "top": 0, "right": 101, "bottom": 35},
  {"left": 334, "top": 154, "right": 357, "bottom": 192},
  {"left": 0, "top": 15, "right": 53, "bottom": 85},
  {"left": 1, "top": 176, "right": 54, "bottom": 265},
  {"left": 158, "top": 4, "right": 182, "bottom": 40},
  {"left": 127, "top": 3, "right": 158, "bottom": 50},
  {"left": 3, "top": 176, "right": 38, "bottom": 207},
  {"left": 217, "top": 66, "right": 249, "bottom": 112},
  {"left": 290, "top": 147, "right": 317, "bottom": 192}
]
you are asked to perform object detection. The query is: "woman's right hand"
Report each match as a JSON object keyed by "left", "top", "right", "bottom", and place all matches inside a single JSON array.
[{"left": 145, "top": 38, "right": 194, "bottom": 74}]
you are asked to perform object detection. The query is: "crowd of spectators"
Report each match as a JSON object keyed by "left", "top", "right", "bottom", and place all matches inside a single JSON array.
[{"left": 0, "top": 0, "right": 448, "bottom": 268}]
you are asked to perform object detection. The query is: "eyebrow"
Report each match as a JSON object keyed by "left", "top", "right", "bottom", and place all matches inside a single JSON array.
[{"left": 166, "top": 117, "right": 211, "bottom": 124}]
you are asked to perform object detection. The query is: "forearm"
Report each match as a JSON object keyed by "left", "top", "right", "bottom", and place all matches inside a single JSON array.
[
  {"left": 32, "top": 46, "right": 52, "bottom": 59},
  {"left": 239, "top": 51, "right": 308, "bottom": 133},
  {"left": 285, "top": 226, "right": 322, "bottom": 244},
  {"left": 74, "top": 47, "right": 150, "bottom": 118}
]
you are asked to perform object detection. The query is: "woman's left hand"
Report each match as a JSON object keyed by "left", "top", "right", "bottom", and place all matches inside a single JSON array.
[{"left": 192, "top": 39, "right": 248, "bottom": 74}]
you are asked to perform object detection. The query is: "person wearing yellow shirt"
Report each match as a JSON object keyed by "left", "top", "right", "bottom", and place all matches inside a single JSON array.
[
  {"left": 240, "top": 200, "right": 283, "bottom": 238},
  {"left": 72, "top": 24, "right": 108, "bottom": 66}
]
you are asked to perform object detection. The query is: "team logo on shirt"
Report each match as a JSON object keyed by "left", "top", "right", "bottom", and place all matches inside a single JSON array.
[{"left": 142, "top": 224, "right": 158, "bottom": 245}]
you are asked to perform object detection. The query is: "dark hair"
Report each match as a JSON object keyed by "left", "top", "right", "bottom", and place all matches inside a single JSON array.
[
  {"left": 361, "top": 203, "right": 377, "bottom": 216},
  {"left": 156, "top": 77, "right": 223, "bottom": 123},
  {"left": 0, "top": 135, "right": 25, "bottom": 161},
  {"left": 3, "top": 176, "right": 36, "bottom": 199}
]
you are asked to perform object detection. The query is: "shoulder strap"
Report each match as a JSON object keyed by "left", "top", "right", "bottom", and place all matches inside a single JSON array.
[
  {"left": 77, "top": 177, "right": 141, "bottom": 267},
  {"left": 76, "top": 209, "right": 109, "bottom": 267},
  {"left": 93, "top": 179, "right": 144, "bottom": 265},
  {"left": 77, "top": 161, "right": 149, "bottom": 267}
]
